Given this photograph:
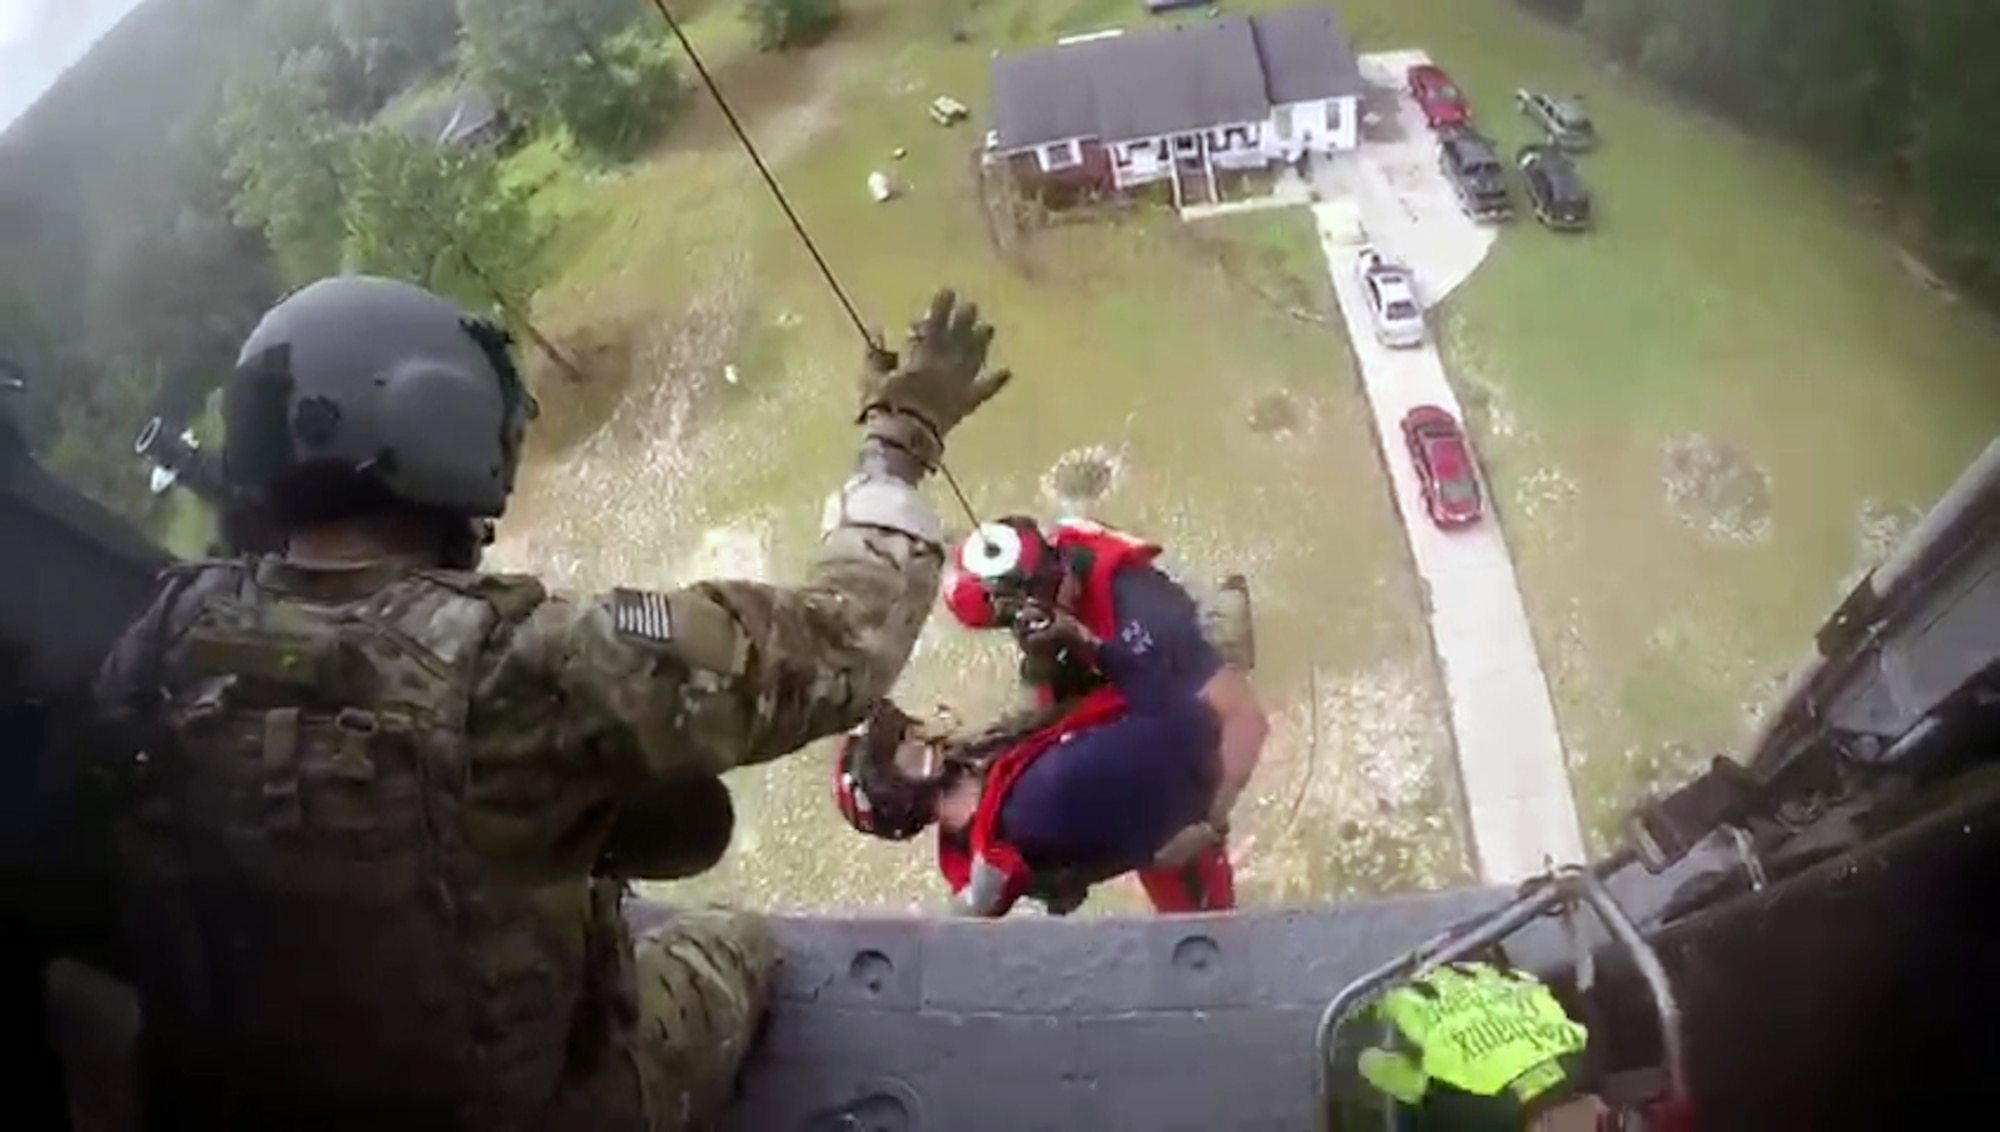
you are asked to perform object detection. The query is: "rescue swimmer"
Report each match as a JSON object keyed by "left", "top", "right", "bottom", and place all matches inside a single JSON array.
[{"left": 833, "top": 516, "right": 1268, "bottom": 916}]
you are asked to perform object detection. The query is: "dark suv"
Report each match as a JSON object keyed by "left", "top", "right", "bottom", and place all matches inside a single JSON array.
[
  {"left": 1437, "top": 131, "right": 1513, "bottom": 222},
  {"left": 1518, "top": 144, "right": 1593, "bottom": 231}
]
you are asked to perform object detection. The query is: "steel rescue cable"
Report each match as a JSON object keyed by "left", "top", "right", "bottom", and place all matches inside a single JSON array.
[{"left": 639, "top": 0, "right": 991, "bottom": 537}]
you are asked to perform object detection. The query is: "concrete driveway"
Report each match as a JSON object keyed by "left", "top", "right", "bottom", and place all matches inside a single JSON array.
[
  {"left": 1312, "top": 51, "right": 1500, "bottom": 303},
  {"left": 1313, "top": 52, "right": 1585, "bottom": 883}
]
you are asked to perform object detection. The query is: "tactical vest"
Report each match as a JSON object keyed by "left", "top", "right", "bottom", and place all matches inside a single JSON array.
[
  {"left": 109, "top": 559, "right": 572, "bottom": 1130},
  {"left": 1022, "top": 520, "right": 1163, "bottom": 707}
]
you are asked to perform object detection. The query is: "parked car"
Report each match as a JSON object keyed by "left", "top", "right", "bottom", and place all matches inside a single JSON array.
[
  {"left": 1406, "top": 64, "right": 1471, "bottom": 132},
  {"left": 1517, "top": 144, "right": 1593, "bottom": 231},
  {"left": 1437, "top": 131, "right": 1513, "bottom": 222},
  {"left": 1400, "top": 405, "right": 1484, "bottom": 529},
  {"left": 1354, "top": 248, "right": 1425, "bottom": 349},
  {"left": 1515, "top": 89, "right": 1597, "bottom": 151}
]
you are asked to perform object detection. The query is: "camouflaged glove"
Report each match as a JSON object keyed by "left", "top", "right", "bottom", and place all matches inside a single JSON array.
[{"left": 858, "top": 289, "right": 1011, "bottom": 473}]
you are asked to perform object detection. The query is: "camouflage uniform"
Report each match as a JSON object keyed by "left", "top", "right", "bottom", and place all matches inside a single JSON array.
[{"left": 91, "top": 279, "right": 1008, "bottom": 1131}]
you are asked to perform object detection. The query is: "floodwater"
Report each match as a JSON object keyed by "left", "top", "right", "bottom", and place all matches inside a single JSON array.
[{"left": 488, "top": 226, "right": 1472, "bottom": 915}]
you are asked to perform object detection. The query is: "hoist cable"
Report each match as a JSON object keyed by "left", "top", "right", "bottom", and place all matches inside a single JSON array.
[
  {"left": 644, "top": 0, "right": 877, "bottom": 350},
  {"left": 642, "top": 0, "right": 990, "bottom": 538}
]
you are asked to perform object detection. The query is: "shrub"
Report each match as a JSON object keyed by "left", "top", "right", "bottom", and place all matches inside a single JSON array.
[{"left": 748, "top": 0, "right": 841, "bottom": 53}]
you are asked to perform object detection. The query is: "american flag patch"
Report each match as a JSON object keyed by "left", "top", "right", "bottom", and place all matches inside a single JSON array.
[{"left": 610, "top": 588, "right": 675, "bottom": 644}]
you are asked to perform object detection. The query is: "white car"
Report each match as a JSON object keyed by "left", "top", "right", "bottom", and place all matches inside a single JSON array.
[{"left": 1354, "top": 247, "right": 1425, "bottom": 348}]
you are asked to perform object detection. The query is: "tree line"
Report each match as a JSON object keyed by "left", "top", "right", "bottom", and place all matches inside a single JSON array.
[
  {"left": 0, "top": 0, "right": 841, "bottom": 533},
  {"left": 1519, "top": 0, "right": 2000, "bottom": 304}
]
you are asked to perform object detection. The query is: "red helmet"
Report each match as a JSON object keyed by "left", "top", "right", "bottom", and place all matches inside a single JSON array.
[
  {"left": 942, "top": 516, "right": 1059, "bottom": 630},
  {"left": 832, "top": 701, "right": 939, "bottom": 842}
]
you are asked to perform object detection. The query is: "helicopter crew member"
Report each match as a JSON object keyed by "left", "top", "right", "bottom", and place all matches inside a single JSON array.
[{"left": 91, "top": 278, "right": 1012, "bottom": 1131}]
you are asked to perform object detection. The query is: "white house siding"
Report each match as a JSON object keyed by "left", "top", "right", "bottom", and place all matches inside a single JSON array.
[
  {"left": 1264, "top": 96, "right": 1360, "bottom": 162},
  {"left": 1033, "top": 137, "right": 1092, "bottom": 174},
  {"left": 1025, "top": 93, "right": 1365, "bottom": 192},
  {"left": 1111, "top": 136, "right": 1171, "bottom": 187},
  {"left": 1207, "top": 121, "right": 1268, "bottom": 171}
]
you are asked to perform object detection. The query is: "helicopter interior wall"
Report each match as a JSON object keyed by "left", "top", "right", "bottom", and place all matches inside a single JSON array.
[
  {"left": 1, "top": 462, "right": 165, "bottom": 1132},
  {"left": 1754, "top": 440, "right": 2000, "bottom": 776},
  {"left": 0, "top": 474, "right": 166, "bottom": 698},
  {"left": 1575, "top": 765, "right": 2000, "bottom": 1131},
  {"left": 704, "top": 891, "right": 1524, "bottom": 1129},
  {"left": 1820, "top": 531, "right": 2000, "bottom": 745}
]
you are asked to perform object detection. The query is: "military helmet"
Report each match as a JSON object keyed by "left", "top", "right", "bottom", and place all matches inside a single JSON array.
[
  {"left": 833, "top": 700, "right": 951, "bottom": 842},
  {"left": 941, "top": 515, "right": 1060, "bottom": 630},
  {"left": 222, "top": 276, "right": 539, "bottom": 521}
]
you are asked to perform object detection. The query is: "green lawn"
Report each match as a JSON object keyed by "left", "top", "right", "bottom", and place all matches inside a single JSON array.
[
  {"left": 498, "top": 0, "right": 1468, "bottom": 912},
  {"left": 1322, "top": 0, "right": 2000, "bottom": 845},
  {"left": 498, "top": 0, "right": 2000, "bottom": 904}
]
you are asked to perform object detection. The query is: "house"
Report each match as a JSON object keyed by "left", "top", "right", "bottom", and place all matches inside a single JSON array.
[
  {"left": 986, "top": 5, "right": 1366, "bottom": 206},
  {"left": 400, "top": 87, "right": 514, "bottom": 152}
]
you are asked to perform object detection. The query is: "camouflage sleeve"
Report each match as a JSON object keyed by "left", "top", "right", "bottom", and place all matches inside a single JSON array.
[
  {"left": 480, "top": 474, "right": 946, "bottom": 782},
  {"left": 91, "top": 566, "right": 210, "bottom": 750},
  {"left": 93, "top": 596, "right": 168, "bottom": 747}
]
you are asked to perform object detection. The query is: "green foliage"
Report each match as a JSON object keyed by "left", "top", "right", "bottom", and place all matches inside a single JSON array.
[
  {"left": 329, "top": 0, "right": 463, "bottom": 100},
  {"left": 340, "top": 129, "right": 547, "bottom": 314},
  {"left": 559, "top": 28, "right": 684, "bottom": 163},
  {"left": 1907, "top": 0, "right": 2000, "bottom": 290},
  {"left": 43, "top": 357, "right": 167, "bottom": 527},
  {"left": 1526, "top": 0, "right": 2000, "bottom": 303},
  {"left": 217, "top": 50, "right": 356, "bottom": 285},
  {"left": 457, "top": 0, "right": 678, "bottom": 161},
  {"left": 748, "top": 0, "right": 843, "bottom": 52}
]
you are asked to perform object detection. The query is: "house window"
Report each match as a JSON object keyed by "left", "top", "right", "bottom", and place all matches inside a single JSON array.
[
  {"left": 1121, "top": 139, "right": 1161, "bottom": 164},
  {"left": 1041, "top": 140, "right": 1083, "bottom": 171},
  {"left": 1272, "top": 105, "right": 1293, "bottom": 141}
]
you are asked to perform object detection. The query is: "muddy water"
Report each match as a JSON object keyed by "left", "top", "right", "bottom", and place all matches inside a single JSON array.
[{"left": 489, "top": 218, "right": 1471, "bottom": 913}]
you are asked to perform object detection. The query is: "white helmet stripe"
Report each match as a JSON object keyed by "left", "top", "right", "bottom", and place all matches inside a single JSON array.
[{"left": 960, "top": 522, "right": 1024, "bottom": 579}]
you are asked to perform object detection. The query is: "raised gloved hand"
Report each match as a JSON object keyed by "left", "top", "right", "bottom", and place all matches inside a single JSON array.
[
  {"left": 857, "top": 289, "right": 1012, "bottom": 478},
  {"left": 1357, "top": 962, "right": 1587, "bottom": 1118}
]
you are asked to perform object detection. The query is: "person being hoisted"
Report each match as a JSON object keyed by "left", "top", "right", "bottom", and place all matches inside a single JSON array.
[{"left": 831, "top": 515, "right": 1268, "bottom": 916}]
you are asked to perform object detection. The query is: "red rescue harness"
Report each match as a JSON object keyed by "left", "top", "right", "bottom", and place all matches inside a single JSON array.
[
  {"left": 935, "top": 685, "right": 1129, "bottom": 916},
  {"left": 1028, "top": 520, "right": 1161, "bottom": 709},
  {"left": 937, "top": 519, "right": 1235, "bottom": 916}
]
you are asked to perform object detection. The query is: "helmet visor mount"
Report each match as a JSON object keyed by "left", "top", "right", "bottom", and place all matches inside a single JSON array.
[{"left": 947, "top": 518, "right": 1060, "bottom": 629}]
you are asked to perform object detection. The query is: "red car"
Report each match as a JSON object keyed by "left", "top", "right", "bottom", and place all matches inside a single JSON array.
[
  {"left": 1407, "top": 64, "right": 1471, "bottom": 132},
  {"left": 1401, "top": 405, "right": 1484, "bottom": 529}
]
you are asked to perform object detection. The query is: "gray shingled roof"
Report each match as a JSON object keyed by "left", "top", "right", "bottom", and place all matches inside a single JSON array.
[
  {"left": 990, "top": 4, "right": 1363, "bottom": 151},
  {"left": 1249, "top": 5, "right": 1366, "bottom": 105},
  {"left": 401, "top": 88, "right": 503, "bottom": 147}
]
